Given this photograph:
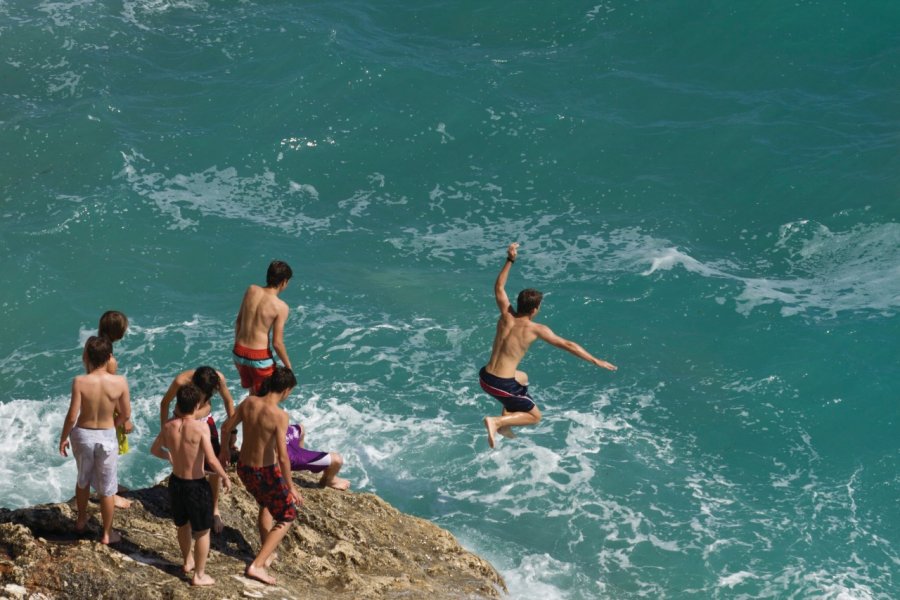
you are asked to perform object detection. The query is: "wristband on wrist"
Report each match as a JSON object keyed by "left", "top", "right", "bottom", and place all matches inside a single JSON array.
[{"left": 506, "top": 256, "right": 515, "bottom": 263}]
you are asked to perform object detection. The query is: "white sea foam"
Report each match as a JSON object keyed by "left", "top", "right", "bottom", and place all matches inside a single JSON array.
[{"left": 118, "top": 151, "right": 332, "bottom": 235}]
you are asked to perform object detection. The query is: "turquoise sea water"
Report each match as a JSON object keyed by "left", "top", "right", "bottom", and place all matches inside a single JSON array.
[{"left": 2, "top": 1, "right": 898, "bottom": 597}]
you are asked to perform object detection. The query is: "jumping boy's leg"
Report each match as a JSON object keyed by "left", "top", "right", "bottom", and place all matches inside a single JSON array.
[
  {"left": 318, "top": 453, "right": 350, "bottom": 491},
  {"left": 484, "top": 405, "right": 542, "bottom": 448},
  {"left": 98, "top": 495, "right": 119, "bottom": 544},
  {"left": 177, "top": 523, "right": 194, "bottom": 573},
  {"left": 497, "top": 409, "right": 517, "bottom": 440},
  {"left": 191, "top": 529, "right": 215, "bottom": 586},
  {"left": 245, "top": 518, "right": 293, "bottom": 585}
]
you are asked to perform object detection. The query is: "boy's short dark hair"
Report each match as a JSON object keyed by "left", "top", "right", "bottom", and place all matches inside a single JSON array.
[
  {"left": 191, "top": 366, "right": 219, "bottom": 399},
  {"left": 266, "top": 260, "right": 293, "bottom": 287},
  {"left": 258, "top": 366, "right": 297, "bottom": 395},
  {"left": 516, "top": 288, "right": 543, "bottom": 315},
  {"left": 84, "top": 336, "right": 113, "bottom": 369},
  {"left": 98, "top": 311, "right": 129, "bottom": 342},
  {"left": 176, "top": 384, "right": 204, "bottom": 416}
]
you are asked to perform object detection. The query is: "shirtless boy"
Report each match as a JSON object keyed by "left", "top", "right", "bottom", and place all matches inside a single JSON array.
[
  {"left": 151, "top": 384, "right": 232, "bottom": 587},
  {"left": 98, "top": 310, "right": 134, "bottom": 509},
  {"left": 285, "top": 423, "right": 350, "bottom": 491},
  {"left": 480, "top": 243, "right": 617, "bottom": 448},
  {"left": 58, "top": 336, "right": 132, "bottom": 544},
  {"left": 160, "top": 366, "right": 237, "bottom": 532},
  {"left": 219, "top": 366, "right": 300, "bottom": 585},
  {"left": 233, "top": 260, "right": 293, "bottom": 394}
]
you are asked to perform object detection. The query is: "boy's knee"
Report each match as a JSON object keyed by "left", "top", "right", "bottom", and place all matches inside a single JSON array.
[
  {"left": 331, "top": 452, "right": 343, "bottom": 468},
  {"left": 192, "top": 528, "right": 210, "bottom": 540}
]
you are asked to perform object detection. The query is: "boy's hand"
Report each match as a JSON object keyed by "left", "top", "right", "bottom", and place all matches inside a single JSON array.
[
  {"left": 290, "top": 487, "right": 303, "bottom": 507},
  {"left": 507, "top": 242, "right": 519, "bottom": 262},
  {"left": 595, "top": 359, "right": 617, "bottom": 371},
  {"left": 59, "top": 439, "right": 70, "bottom": 457},
  {"left": 221, "top": 476, "right": 232, "bottom": 494}
]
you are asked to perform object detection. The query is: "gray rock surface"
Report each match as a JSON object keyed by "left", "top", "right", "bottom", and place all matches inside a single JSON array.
[{"left": 0, "top": 472, "right": 506, "bottom": 599}]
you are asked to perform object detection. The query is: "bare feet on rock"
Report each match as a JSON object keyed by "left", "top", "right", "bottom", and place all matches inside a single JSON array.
[
  {"left": 320, "top": 477, "right": 351, "bottom": 491},
  {"left": 245, "top": 564, "right": 276, "bottom": 585},
  {"left": 191, "top": 573, "right": 215, "bottom": 586},
  {"left": 113, "top": 494, "right": 132, "bottom": 509},
  {"left": 101, "top": 530, "right": 121, "bottom": 545},
  {"left": 182, "top": 556, "right": 195, "bottom": 575},
  {"left": 264, "top": 552, "right": 278, "bottom": 568}
]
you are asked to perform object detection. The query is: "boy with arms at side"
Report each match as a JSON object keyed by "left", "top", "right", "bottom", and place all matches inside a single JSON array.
[
  {"left": 160, "top": 366, "right": 237, "bottom": 532},
  {"left": 59, "top": 336, "right": 131, "bottom": 544},
  {"left": 480, "top": 243, "right": 618, "bottom": 448},
  {"left": 97, "top": 310, "right": 134, "bottom": 509},
  {"left": 151, "top": 384, "right": 232, "bottom": 587},
  {"left": 219, "top": 367, "right": 300, "bottom": 586},
  {"left": 233, "top": 260, "right": 293, "bottom": 394}
]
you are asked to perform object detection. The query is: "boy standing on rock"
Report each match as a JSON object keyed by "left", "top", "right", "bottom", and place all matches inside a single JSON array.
[
  {"left": 233, "top": 260, "right": 293, "bottom": 394},
  {"left": 59, "top": 336, "right": 132, "bottom": 544},
  {"left": 151, "top": 384, "right": 232, "bottom": 587},
  {"left": 219, "top": 366, "right": 300, "bottom": 585}
]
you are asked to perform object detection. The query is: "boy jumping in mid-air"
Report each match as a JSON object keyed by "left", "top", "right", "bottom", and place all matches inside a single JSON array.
[
  {"left": 151, "top": 384, "right": 232, "bottom": 586},
  {"left": 219, "top": 366, "right": 300, "bottom": 585},
  {"left": 480, "top": 242, "right": 617, "bottom": 448},
  {"left": 59, "top": 336, "right": 131, "bottom": 544}
]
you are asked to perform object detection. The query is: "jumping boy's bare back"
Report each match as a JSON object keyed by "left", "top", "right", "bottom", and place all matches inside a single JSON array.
[{"left": 480, "top": 243, "right": 617, "bottom": 448}]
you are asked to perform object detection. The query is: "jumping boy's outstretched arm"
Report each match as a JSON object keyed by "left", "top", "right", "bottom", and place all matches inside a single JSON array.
[
  {"left": 535, "top": 323, "right": 617, "bottom": 371},
  {"left": 494, "top": 242, "right": 519, "bottom": 313}
]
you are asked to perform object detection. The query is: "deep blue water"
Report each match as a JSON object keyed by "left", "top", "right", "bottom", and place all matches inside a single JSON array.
[{"left": 1, "top": 1, "right": 898, "bottom": 597}]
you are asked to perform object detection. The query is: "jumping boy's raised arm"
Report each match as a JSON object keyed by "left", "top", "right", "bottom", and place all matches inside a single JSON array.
[
  {"left": 494, "top": 242, "right": 519, "bottom": 313},
  {"left": 535, "top": 323, "right": 617, "bottom": 371}
]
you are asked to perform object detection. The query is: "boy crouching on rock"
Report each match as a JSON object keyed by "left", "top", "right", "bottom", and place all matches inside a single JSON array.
[{"left": 151, "top": 384, "right": 232, "bottom": 586}]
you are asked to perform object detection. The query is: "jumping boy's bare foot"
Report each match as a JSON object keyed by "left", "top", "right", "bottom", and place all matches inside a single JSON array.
[
  {"left": 212, "top": 513, "right": 224, "bottom": 534},
  {"left": 191, "top": 573, "right": 215, "bottom": 587},
  {"left": 113, "top": 494, "right": 132, "bottom": 509},
  {"left": 245, "top": 564, "right": 276, "bottom": 585},
  {"left": 101, "top": 530, "right": 122, "bottom": 545},
  {"left": 484, "top": 417, "right": 497, "bottom": 449},
  {"left": 320, "top": 477, "right": 350, "bottom": 491},
  {"left": 497, "top": 426, "right": 517, "bottom": 439}
]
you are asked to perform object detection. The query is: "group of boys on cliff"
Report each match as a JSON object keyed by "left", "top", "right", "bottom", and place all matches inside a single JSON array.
[{"left": 57, "top": 244, "right": 616, "bottom": 587}]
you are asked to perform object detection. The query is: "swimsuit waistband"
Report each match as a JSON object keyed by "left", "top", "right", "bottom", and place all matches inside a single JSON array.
[{"left": 232, "top": 343, "right": 274, "bottom": 360}]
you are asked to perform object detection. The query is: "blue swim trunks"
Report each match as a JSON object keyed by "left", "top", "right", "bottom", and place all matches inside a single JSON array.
[{"left": 479, "top": 366, "right": 537, "bottom": 413}]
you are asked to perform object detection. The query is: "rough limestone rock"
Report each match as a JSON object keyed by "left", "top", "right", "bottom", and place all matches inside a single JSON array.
[{"left": 0, "top": 472, "right": 505, "bottom": 599}]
